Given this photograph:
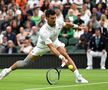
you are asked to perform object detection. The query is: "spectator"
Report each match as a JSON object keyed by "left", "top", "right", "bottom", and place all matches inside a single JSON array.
[
  {"left": 50, "top": 0, "right": 62, "bottom": 9},
  {"left": 96, "top": 0, "right": 106, "bottom": 13},
  {"left": 87, "top": 21, "right": 94, "bottom": 34},
  {"left": 76, "top": 26, "right": 92, "bottom": 50},
  {"left": 99, "top": 20, "right": 108, "bottom": 37},
  {"left": 99, "top": 14, "right": 108, "bottom": 29},
  {"left": 73, "top": 13, "right": 84, "bottom": 26},
  {"left": 91, "top": 7, "right": 101, "bottom": 21},
  {"left": 1, "top": 5, "right": 7, "bottom": 18},
  {"left": 27, "top": 0, "right": 38, "bottom": 9},
  {"left": 73, "top": 0, "right": 83, "bottom": 11},
  {"left": 81, "top": 4, "right": 91, "bottom": 18},
  {"left": 55, "top": 7, "right": 64, "bottom": 23},
  {"left": 24, "top": 20, "right": 32, "bottom": 33},
  {"left": 16, "top": 13, "right": 24, "bottom": 28},
  {"left": 0, "top": 0, "right": 5, "bottom": 11},
  {"left": 7, "top": 9, "right": 14, "bottom": 20},
  {"left": 12, "top": 4, "right": 20, "bottom": 16},
  {"left": 90, "top": 14, "right": 100, "bottom": 34},
  {"left": 62, "top": 0, "right": 72, "bottom": 18},
  {"left": 15, "top": 9, "right": 22, "bottom": 16},
  {"left": 40, "top": 0, "right": 50, "bottom": 12},
  {"left": 65, "top": 9, "right": 77, "bottom": 23},
  {"left": 5, "top": 26, "right": 17, "bottom": 45},
  {"left": 73, "top": 13, "right": 85, "bottom": 38},
  {"left": 29, "top": 26, "right": 39, "bottom": 46},
  {"left": 11, "top": 19, "right": 19, "bottom": 34},
  {"left": 38, "top": 13, "right": 46, "bottom": 28},
  {"left": 70, "top": 3, "right": 79, "bottom": 16},
  {"left": 32, "top": 8, "right": 41, "bottom": 26},
  {"left": 1, "top": 15, "right": 10, "bottom": 31},
  {"left": 84, "top": 0, "right": 91, "bottom": 9},
  {"left": 8, "top": 0, "right": 18, "bottom": 10},
  {"left": 104, "top": 8, "right": 108, "bottom": 19},
  {"left": 80, "top": 9, "right": 90, "bottom": 25},
  {"left": 86, "top": 28, "right": 107, "bottom": 69},
  {"left": 19, "top": 38, "right": 33, "bottom": 54},
  {"left": 59, "top": 18, "right": 74, "bottom": 40},
  {"left": 16, "top": 0, "right": 27, "bottom": 11},
  {"left": 26, "top": 13, "right": 35, "bottom": 27},
  {"left": 2, "top": 36, "right": 8, "bottom": 48},
  {"left": 16, "top": 27, "right": 29, "bottom": 47},
  {"left": 95, "top": 4, "right": 103, "bottom": 19},
  {"left": 4, "top": 40, "right": 17, "bottom": 54}
]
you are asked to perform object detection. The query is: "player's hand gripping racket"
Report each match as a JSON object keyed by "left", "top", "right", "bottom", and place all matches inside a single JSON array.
[{"left": 46, "top": 62, "right": 66, "bottom": 85}]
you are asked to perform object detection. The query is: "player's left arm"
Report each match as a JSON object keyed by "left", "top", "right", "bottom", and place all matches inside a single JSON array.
[{"left": 63, "top": 22, "right": 85, "bottom": 29}]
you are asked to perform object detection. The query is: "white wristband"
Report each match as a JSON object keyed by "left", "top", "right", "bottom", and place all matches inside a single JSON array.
[{"left": 59, "top": 55, "right": 65, "bottom": 60}]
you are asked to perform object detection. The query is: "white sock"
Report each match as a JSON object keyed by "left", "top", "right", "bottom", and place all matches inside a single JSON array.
[{"left": 74, "top": 69, "right": 80, "bottom": 78}]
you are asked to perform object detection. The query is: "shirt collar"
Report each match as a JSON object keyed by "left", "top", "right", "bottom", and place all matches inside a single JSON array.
[
  {"left": 96, "top": 36, "right": 100, "bottom": 39},
  {"left": 46, "top": 23, "right": 56, "bottom": 30}
]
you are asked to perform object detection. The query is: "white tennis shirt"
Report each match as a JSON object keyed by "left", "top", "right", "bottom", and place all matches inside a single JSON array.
[{"left": 36, "top": 21, "right": 64, "bottom": 48}]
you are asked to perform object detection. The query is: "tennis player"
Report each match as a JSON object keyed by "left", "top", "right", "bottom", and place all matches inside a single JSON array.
[{"left": 0, "top": 9, "right": 88, "bottom": 83}]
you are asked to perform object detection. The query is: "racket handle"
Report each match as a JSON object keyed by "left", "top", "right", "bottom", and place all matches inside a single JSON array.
[{"left": 61, "top": 62, "right": 66, "bottom": 67}]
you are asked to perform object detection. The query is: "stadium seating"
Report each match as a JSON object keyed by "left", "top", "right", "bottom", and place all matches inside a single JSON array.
[
  {"left": 68, "top": 37, "right": 79, "bottom": 45},
  {"left": 59, "top": 37, "right": 68, "bottom": 46},
  {"left": 66, "top": 45, "right": 77, "bottom": 53}
]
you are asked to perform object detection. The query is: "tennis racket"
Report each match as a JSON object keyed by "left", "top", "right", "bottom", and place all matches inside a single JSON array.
[{"left": 46, "top": 62, "right": 66, "bottom": 85}]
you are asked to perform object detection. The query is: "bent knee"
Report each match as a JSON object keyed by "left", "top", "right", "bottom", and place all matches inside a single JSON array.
[{"left": 16, "top": 60, "right": 27, "bottom": 67}]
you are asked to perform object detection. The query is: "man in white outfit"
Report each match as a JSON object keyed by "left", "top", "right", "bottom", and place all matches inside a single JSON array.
[
  {"left": 0, "top": 9, "right": 88, "bottom": 83},
  {"left": 86, "top": 27, "right": 107, "bottom": 69}
]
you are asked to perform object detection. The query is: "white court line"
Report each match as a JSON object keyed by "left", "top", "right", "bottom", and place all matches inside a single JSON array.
[{"left": 24, "top": 81, "right": 108, "bottom": 90}]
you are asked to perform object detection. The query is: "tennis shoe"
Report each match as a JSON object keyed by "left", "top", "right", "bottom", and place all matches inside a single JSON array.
[
  {"left": 0, "top": 68, "right": 10, "bottom": 80},
  {"left": 76, "top": 75, "right": 88, "bottom": 83},
  {"left": 86, "top": 66, "right": 93, "bottom": 70},
  {"left": 101, "top": 66, "right": 106, "bottom": 70}
]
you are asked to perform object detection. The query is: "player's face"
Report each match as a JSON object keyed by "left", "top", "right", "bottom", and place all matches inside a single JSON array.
[{"left": 46, "top": 14, "right": 56, "bottom": 27}]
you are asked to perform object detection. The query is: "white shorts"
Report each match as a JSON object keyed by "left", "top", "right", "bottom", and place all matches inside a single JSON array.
[{"left": 30, "top": 39, "right": 65, "bottom": 56}]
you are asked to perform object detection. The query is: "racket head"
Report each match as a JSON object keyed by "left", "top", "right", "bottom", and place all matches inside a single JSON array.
[{"left": 46, "top": 68, "right": 60, "bottom": 85}]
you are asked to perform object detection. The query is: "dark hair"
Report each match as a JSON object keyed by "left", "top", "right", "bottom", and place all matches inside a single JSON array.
[
  {"left": 95, "top": 27, "right": 101, "bottom": 32},
  {"left": 45, "top": 9, "right": 56, "bottom": 17}
]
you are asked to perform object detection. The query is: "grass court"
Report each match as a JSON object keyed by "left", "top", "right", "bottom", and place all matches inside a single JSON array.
[{"left": 0, "top": 69, "right": 108, "bottom": 90}]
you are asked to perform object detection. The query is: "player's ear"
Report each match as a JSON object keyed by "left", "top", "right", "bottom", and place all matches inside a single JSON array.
[{"left": 46, "top": 17, "right": 49, "bottom": 20}]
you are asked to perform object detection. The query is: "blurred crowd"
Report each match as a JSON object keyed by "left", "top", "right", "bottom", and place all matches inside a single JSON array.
[{"left": 0, "top": 0, "right": 108, "bottom": 55}]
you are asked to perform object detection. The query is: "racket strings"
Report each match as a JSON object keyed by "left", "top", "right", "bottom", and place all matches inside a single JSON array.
[{"left": 47, "top": 69, "right": 59, "bottom": 84}]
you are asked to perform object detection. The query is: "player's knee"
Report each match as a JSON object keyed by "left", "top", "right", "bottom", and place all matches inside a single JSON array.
[{"left": 16, "top": 60, "right": 28, "bottom": 67}]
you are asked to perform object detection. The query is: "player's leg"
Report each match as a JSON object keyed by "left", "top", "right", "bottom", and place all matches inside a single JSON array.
[
  {"left": 0, "top": 52, "right": 40, "bottom": 80},
  {"left": 0, "top": 47, "right": 49, "bottom": 80},
  {"left": 10, "top": 53, "right": 40, "bottom": 70},
  {"left": 11, "top": 46, "right": 50, "bottom": 70},
  {"left": 57, "top": 46, "right": 88, "bottom": 83}
]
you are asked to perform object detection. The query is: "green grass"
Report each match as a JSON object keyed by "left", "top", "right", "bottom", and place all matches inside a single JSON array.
[{"left": 0, "top": 69, "right": 108, "bottom": 90}]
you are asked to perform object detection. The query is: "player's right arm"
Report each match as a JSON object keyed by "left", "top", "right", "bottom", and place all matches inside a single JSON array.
[
  {"left": 47, "top": 43, "right": 62, "bottom": 57},
  {"left": 47, "top": 43, "right": 68, "bottom": 63},
  {"left": 39, "top": 29, "right": 66, "bottom": 61}
]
